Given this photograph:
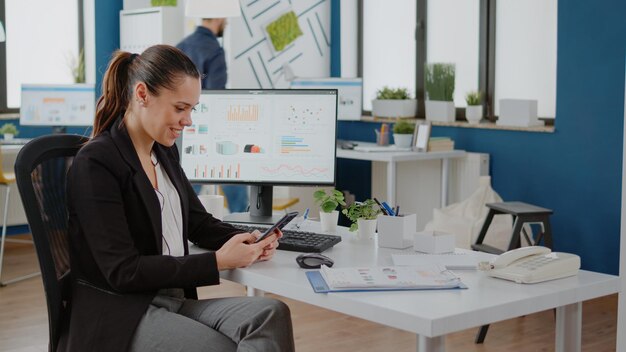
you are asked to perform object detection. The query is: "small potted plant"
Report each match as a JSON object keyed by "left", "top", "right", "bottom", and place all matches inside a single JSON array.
[
  {"left": 342, "top": 199, "right": 382, "bottom": 241},
  {"left": 0, "top": 123, "right": 19, "bottom": 141},
  {"left": 465, "top": 91, "right": 483, "bottom": 124},
  {"left": 425, "top": 63, "right": 456, "bottom": 122},
  {"left": 392, "top": 120, "right": 415, "bottom": 148},
  {"left": 313, "top": 189, "right": 346, "bottom": 233},
  {"left": 371, "top": 87, "right": 418, "bottom": 119}
]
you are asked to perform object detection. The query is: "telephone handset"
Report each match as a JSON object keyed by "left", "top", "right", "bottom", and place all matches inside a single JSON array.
[{"left": 480, "top": 246, "right": 580, "bottom": 284}]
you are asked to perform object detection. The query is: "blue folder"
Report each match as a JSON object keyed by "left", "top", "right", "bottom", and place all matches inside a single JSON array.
[{"left": 305, "top": 271, "right": 468, "bottom": 293}]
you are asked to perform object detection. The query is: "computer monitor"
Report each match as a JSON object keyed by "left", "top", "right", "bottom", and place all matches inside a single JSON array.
[
  {"left": 20, "top": 83, "right": 96, "bottom": 132},
  {"left": 181, "top": 89, "right": 338, "bottom": 224}
]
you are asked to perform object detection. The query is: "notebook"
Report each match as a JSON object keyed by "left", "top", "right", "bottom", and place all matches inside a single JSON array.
[{"left": 306, "top": 264, "right": 467, "bottom": 293}]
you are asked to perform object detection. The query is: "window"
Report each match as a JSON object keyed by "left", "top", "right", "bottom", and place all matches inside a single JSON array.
[
  {"left": 360, "top": 0, "right": 558, "bottom": 122},
  {"left": 361, "top": 0, "right": 416, "bottom": 112},
  {"left": 1, "top": 0, "right": 84, "bottom": 113}
]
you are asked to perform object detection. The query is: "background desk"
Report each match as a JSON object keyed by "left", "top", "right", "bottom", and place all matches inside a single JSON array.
[
  {"left": 0, "top": 144, "right": 27, "bottom": 227},
  {"left": 192, "top": 224, "right": 619, "bottom": 352},
  {"left": 336, "top": 145, "right": 466, "bottom": 208}
]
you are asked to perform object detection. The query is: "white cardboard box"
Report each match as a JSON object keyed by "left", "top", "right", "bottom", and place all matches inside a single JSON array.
[
  {"left": 414, "top": 231, "right": 455, "bottom": 254},
  {"left": 498, "top": 99, "right": 544, "bottom": 127},
  {"left": 377, "top": 214, "right": 415, "bottom": 249}
]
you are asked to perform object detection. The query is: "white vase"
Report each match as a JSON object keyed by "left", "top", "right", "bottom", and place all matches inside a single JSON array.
[
  {"left": 319, "top": 210, "right": 339, "bottom": 233},
  {"left": 356, "top": 218, "right": 377, "bottom": 241},
  {"left": 465, "top": 105, "right": 483, "bottom": 124},
  {"left": 393, "top": 133, "right": 413, "bottom": 148},
  {"left": 3, "top": 133, "right": 14, "bottom": 141},
  {"left": 425, "top": 101, "right": 455, "bottom": 122},
  {"left": 371, "top": 99, "right": 418, "bottom": 118}
]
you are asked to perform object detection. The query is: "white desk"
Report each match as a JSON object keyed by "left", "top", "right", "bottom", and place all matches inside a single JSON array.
[
  {"left": 192, "top": 225, "right": 619, "bottom": 352},
  {"left": 336, "top": 144, "right": 466, "bottom": 208}
]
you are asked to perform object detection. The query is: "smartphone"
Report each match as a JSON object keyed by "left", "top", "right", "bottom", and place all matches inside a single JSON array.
[{"left": 255, "top": 211, "right": 299, "bottom": 243}]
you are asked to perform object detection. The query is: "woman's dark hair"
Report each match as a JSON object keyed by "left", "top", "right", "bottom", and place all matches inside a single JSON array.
[{"left": 93, "top": 44, "right": 200, "bottom": 136}]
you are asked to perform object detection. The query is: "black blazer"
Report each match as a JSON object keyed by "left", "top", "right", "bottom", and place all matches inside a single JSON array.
[{"left": 65, "top": 118, "right": 242, "bottom": 352}]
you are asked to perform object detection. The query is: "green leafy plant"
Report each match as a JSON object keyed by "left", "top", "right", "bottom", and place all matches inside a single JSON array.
[
  {"left": 425, "top": 63, "right": 455, "bottom": 101},
  {"left": 341, "top": 199, "right": 382, "bottom": 231},
  {"left": 375, "top": 87, "right": 412, "bottom": 100},
  {"left": 392, "top": 120, "right": 415, "bottom": 134},
  {"left": 68, "top": 48, "right": 85, "bottom": 84},
  {"left": 0, "top": 123, "right": 18, "bottom": 136},
  {"left": 313, "top": 189, "right": 346, "bottom": 213},
  {"left": 465, "top": 91, "right": 482, "bottom": 106}
]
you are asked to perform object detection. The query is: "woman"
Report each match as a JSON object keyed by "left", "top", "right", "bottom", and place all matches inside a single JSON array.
[{"left": 65, "top": 45, "right": 295, "bottom": 352}]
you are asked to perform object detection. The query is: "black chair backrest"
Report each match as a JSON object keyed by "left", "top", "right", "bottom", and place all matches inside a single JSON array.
[{"left": 14, "top": 134, "right": 88, "bottom": 352}]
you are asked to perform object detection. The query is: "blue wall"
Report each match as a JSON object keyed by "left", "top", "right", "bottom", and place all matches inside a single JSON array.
[
  {"left": 332, "top": 0, "right": 626, "bottom": 275},
  {"left": 91, "top": 1, "right": 625, "bottom": 274}
]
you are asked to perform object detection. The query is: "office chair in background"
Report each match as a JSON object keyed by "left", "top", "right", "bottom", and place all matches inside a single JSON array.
[
  {"left": 0, "top": 146, "right": 39, "bottom": 285},
  {"left": 14, "top": 134, "right": 88, "bottom": 351}
]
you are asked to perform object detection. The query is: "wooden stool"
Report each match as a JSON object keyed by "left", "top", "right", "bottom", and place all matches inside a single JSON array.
[
  {"left": 472, "top": 201, "right": 554, "bottom": 255},
  {"left": 471, "top": 201, "right": 554, "bottom": 344}
]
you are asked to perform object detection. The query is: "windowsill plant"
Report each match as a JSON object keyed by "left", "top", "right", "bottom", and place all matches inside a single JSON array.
[
  {"left": 425, "top": 63, "right": 456, "bottom": 122},
  {"left": 371, "top": 87, "right": 418, "bottom": 119},
  {"left": 465, "top": 91, "right": 483, "bottom": 124},
  {"left": 313, "top": 189, "right": 346, "bottom": 233}
]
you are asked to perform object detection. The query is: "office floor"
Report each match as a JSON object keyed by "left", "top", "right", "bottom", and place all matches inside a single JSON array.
[{"left": 0, "top": 236, "right": 618, "bottom": 352}]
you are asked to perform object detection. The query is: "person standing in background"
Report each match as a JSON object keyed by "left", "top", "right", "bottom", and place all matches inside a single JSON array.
[{"left": 177, "top": 18, "right": 249, "bottom": 213}]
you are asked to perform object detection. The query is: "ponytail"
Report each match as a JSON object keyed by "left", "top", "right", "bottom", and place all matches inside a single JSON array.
[
  {"left": 93, "top": 51, "right": 135, "bottom": 137},
  {"left": 92, "top": 45, "right": 199, "bottom": 137}
]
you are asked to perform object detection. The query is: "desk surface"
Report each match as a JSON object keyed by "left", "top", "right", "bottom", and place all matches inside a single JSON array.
[
  {"left": 337, "top": 143, "right": 465, "bottom": 162},
  {"left": 191, "top": 224, "right": 619, "bottom": 339}
]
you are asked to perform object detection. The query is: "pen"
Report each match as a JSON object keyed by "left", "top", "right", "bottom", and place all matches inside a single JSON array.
[
  {"left": 373, "top": 198, "right": 388, "bottom": 215},
  {"left": 395, "top": 206, "right": 400, "bottom": 216},
  {"left": 303, "top": 208, "right": 310, "bottom": 220},
  {"left": 381, "top": 201, "right": 395, "bottom": 216}
]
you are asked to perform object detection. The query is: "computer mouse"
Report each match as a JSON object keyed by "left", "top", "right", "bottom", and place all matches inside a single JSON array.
[{"left": 296, "top": 253, "right": 334, "bottom": 269}]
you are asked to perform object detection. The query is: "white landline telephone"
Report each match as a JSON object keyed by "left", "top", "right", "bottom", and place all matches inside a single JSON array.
[{"left": 479, "top": 246, "right": 581, "bottom": 284}]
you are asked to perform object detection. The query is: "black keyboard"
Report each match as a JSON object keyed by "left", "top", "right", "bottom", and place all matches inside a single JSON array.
[{"left": 230, "top": 224, "right": 342, "bottom": 253}]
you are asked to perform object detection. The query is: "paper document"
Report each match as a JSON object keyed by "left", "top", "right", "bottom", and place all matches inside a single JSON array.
[
  {"left": 319, "top": 263, "right": 460, "bottom": 290},
  {"left": 353, "top": 145, "right": 412, "bottom": 152},
  {"left": 392, "top": 249, "right": 495, "bottom": 270}
]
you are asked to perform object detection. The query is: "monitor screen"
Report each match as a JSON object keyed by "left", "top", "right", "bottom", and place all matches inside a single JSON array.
[
  {"left": 181, "top": 89, "right": 338, "bottom": 187},
  {"left": 20, "top": 83, "right": 96, "bottom": 127}
]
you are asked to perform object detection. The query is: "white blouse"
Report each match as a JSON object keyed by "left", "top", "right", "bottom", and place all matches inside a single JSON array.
[{"left": 151, "top": 152, "right": 184, "bottom": 256}]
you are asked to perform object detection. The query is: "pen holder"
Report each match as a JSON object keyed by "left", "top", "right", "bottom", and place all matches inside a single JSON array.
[
  {"left": 375, "top": 129, "right": 389, "bottom": 146},
  {"left": 377, "top": 213, "right": 415, "bottom": 249},
  {"left": 413, "top": 231, "right": 455, "bottom": 254}
]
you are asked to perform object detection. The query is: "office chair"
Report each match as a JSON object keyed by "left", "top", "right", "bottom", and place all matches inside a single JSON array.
[
  {"left": 0, "top": 145, "right": 40, "bottom": 285},
  {"left": 14, "top": 134, "right": 88, "bottom": 352}
]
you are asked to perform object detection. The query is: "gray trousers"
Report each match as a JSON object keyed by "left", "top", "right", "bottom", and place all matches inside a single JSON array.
[{"left": 130, "top": 292, "right": 295, "bottom": 352}]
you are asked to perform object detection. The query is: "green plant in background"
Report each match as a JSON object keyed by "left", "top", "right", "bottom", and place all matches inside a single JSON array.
[
  {"left": 342, "top": 199, "right": 382, "bottom": 231},
  {"left": 0, "top": 123, "right": 18, "bottom": 136},
  {"left": 68, "top": 48, "right": 85, "bottom": 84},
  {"left": 313, "top": 189, "right": 346, "bottom": 213},
  {"left": 425, "top": 63, "right": 455, "bottom": 101},
  {"left": 376, "top": 87, "right": 412, "bottom": 100},
  {"left": 266, "top": 11, "right": 303, "bottom": 51},
  {"left": 465, "top": 91, "right": 482, "bottom": 106},
  {"left": 392, "top": 120, "right": 415, "bottom": 134}
]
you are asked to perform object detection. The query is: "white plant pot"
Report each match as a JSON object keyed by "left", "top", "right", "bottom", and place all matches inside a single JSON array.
[
  {"left": 319, "top": 210, "right": 339, "bottom": 233},
  {"left": 465, "top": 105, "right": 483, "bottom": 124},
  {"left": 3, "top": 133, "right": 14, "bottom": 141},
  {"left": 425, "top": 101, "right": 455, "bottom": 122},
  {"left": 355, "top": 218, "right": 377, "bottom": 241},
  {"left": 393, "top": 133, "right": 413, "bottom": 148},
  {"left": 371, "top": 99, "right": 417, "bottom": 118}
]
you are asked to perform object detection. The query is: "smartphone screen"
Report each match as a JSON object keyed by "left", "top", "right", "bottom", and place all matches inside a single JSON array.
[{"left": 255, "top": 211, "right": 299, "bottom": 243}]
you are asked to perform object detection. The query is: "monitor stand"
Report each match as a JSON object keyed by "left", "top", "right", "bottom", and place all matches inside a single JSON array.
[{"left": 223, "top": 185, "right": 284, "bottom": 225}]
